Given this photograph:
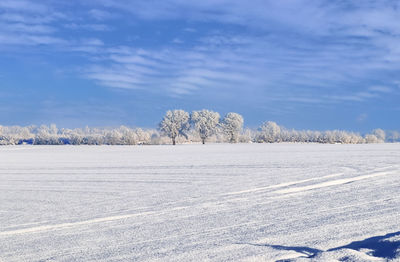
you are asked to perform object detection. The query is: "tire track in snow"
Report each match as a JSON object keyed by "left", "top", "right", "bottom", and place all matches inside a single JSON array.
[
  {"left": 0, "top": 207, "right": 185, "bottom": 236},
  {"left": 224, "top": 166, "right": 399, "bottom": 197},
  {"left": 223, "top": 173, "right": 344, "bottom": 196},
  {"left": 274, "top": 171, "right": 396, "bottom": 194}
]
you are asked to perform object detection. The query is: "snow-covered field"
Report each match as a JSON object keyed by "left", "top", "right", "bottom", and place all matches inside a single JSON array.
[{"left": 1, "top": 144, "right": 399, "bottom": 261}]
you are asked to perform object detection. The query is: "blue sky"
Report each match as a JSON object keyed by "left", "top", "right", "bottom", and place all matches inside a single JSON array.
[{"left": 0, "top": 0, "right": 399, "bottom": 131}]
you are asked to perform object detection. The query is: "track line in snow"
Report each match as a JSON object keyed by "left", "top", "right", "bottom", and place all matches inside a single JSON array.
[
  {"left": 224, "top": 167, "right": 399, "bottom": 197},
  {"left": 275, "top": 171, "right": 396, "bottom": 194},
  {"left": 223, "top": 173, "right": 344, "bottom": 196},
  {"left": 2, "top": 221, "right": 51, "bottom": 230},
  {"left": 0, "top": 207, "right": 185, "bottom": 236},
  {"left": 0, "top": 213, "right": 151, "bottom": 236}
]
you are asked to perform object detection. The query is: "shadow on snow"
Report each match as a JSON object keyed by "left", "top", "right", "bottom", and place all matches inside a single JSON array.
[
  {"left": 242, "top": 231, "right": 400, "bottom": 260},
  {"left": 327, "top": 231, "right": 400, "bottom": 259},
  {"left": 242, "top": 242, "right": 320, "bottom": 259}
]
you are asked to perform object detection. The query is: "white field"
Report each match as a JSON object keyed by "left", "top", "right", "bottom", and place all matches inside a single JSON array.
[{"left": 0, "top": 144, "right": 400, "bottom": 261}]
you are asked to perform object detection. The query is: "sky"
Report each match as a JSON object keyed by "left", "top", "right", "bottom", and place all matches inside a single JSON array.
[{"left": 0, "top": 0, "right": 399, "bottom": 132}]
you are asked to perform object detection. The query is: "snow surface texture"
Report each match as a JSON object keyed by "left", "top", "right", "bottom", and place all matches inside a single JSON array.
[{"left": 0, "top": 144, "right": 399, "bottom": 261}]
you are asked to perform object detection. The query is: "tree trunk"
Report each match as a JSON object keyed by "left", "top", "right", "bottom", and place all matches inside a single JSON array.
[
  {"left": 172, "top": 137, "right": 176, "bottom": 145},
  {"left": 202, "top": 138, "right": 205, "bottom": 144}
]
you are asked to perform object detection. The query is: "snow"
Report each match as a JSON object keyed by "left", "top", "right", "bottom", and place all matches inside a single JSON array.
[{"left": 0, "top": 143, "right": 399, "bottom": 261}]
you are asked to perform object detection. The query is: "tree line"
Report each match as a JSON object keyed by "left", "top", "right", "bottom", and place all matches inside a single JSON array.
[{"left": 0, "top": 109, "right": 399, "bottom": 145}]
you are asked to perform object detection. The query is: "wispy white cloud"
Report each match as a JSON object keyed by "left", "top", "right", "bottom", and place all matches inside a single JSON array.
[
  {"left": 0, "top": 0, "right": 47, "bottom": 13},
  {"left": 368, "top": 86, "right": 393, "bottom": 93},
  {"left": 84, "top": 42, "right": 263, "bottom": 95},
  {"left": 88, "top": 9, "right": 116, "bottom": 20},
  {"left": 64, "top": 23, "right": 112, "bottom": 31},
  {"left": 184, "top": 28, "right": 196, "bottom": 33},
  {"left": 172, "top": 38, "right": 184, "bottom": 44},
  {"left": 357, "top": 113, "right": 368, "bottom": 123},
  {"left": 0, "top": 1, "right": 63, "bottom": 47},
  {"left": 0, "top": 22, "right": 55, "bottom": 34},
  {"left": 0, "top": 33, "right": 66, "bottom": 45},
  {"left": 0, "top": 13, "right": 55, "bottom": 23},
  {"left": 80, "top": 38, "right": 104, "bottom": 46}
]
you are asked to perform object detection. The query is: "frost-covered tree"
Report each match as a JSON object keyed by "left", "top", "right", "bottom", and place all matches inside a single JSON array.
[
  {"left": 35, "top": 124, "right": 61, "bottom": 145},
  {"left": 222, "top": 112, "right": 244, "bottom": 143},
  {"left": 365, "top": 134, "right": 379, "bottom": 143},
  {"left": 190, "top": 109, "right": 220, "bottom": 144},
  {"left": 118, "top": 126, "right": 137, "bottom": 145},
  {"left": 387, "top": 130, "right": 400, "bottom": 142},
  {"left": 239, "top": 128, "right": 255, "bottom": 143},
  {"left": 372, "top": 128, "right": 386, "bottom": 142},
  {"left": 257, "top": 121, "right": 281, "bottom": 143},
  {"left": 159, "top": 110, "right": 190, "bottom": 145},
  {"left": 135, "top": 128, "right": 152, "bottom": 145},
  {"left": 49, "top": 124, "right": 58, "bottom": 135},
  {"left": 104, "top": 129, "right": 123, "bottom": 145}
]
